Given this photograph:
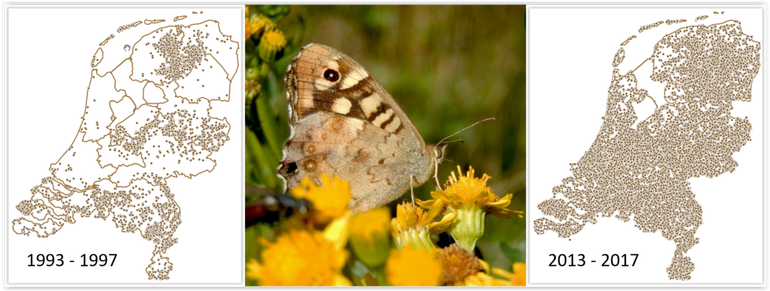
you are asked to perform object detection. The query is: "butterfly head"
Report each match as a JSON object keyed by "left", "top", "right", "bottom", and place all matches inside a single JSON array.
[{"left": 431, "top": 144, "right": 448, "bottom": 166}]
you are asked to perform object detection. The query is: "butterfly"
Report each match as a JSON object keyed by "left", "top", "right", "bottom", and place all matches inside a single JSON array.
[{"left": 277, "top": 43, "right": 447, "bottom": 213}]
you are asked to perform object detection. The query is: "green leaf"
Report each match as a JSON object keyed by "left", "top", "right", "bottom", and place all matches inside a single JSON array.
[
  {"left": 499, "top": 241, "right": 523, "bottom": 263},
  {"left": 280, "top": 14, "right": 306, "bottom": 54},
  {"left": 245, "top": 226, "right": 260, "bottom": 260},
  {"left": 246, "top": 127, "right": 278, "bottom": 190},
  {"left": 255, "top": 92, "right": 282, "bottom": 159}
]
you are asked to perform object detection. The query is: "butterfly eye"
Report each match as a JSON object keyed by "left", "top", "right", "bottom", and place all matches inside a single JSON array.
[{"left": 323, "top": 69, "right": 340, "bottom": 82}]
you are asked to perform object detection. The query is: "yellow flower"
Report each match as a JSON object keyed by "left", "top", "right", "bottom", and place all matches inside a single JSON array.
[
  {"left": 438, "top": 244, "right": 483, "bottom": 285},
  {"left": 493, "top": 262, "right": 526, "bottom": 286},
  {"left": 420, "top": 166, "right": 521, "bottom": 218},
  {"left": 391, "top": 201, "right": 455, "bottom": 250},
  {"left": 349, "top": 207, "right": 391, "bottom": 268},
  {"left": 385, "top": 246, "right": 443, "bottom": 286},
  {"left": 258, "top": 29, "right": 286, "bottom": 62},
  {"left": 248, "top": 13, "right": 275, "bottom": 40},
  {"left": 247, "top": 228, "right": 350, "bottom": 286},
  {"left": 290, "top": 174, "right": 351, "bottom": 226},
  {"left": 418, "top": 166, "right": 523, "bottom": 251},
  {"left": 458, "top": 272, "right": 511, "bottom": 286}
]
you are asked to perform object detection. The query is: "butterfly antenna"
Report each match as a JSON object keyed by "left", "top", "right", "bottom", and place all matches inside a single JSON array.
[
  {"left": 432, "top": 118, "right": 494, "bottom": 191},
  {"left": 436, "top": 117, "right": 495, "bottom": 146},
  {"left": 441, "top": 139, "right": 464, "bottom": 145},
  {"left": 433, "top": 117, "right": 495, "bottom": 190}
]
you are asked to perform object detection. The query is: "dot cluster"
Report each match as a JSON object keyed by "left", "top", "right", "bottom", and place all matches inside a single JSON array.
[
  {"left": 534, "top": 20, "right": 760, "bottom": 281},
  {"left": 620, "top": 35, "right": 636, "bottom": 46},
  {"left": 13, "top": 175, "right": 181, "bottom": 280},
  {"left": 117, "top": 21, "right": 142, "bottom": 33},
  {"left": 149, "top": 26, "right": 208, "bottom": 85},
  {"left": 666, "top": 19, "right": 687, "bottom": 25},
  {"left": 105, "top": 107, "right": 230, "bottom": 178},
  {"left": 639, "top": 21, "right": 664, "bottom": 33},
  {"left": 612, "top": 47, "right": 625, "bottom": 67}
]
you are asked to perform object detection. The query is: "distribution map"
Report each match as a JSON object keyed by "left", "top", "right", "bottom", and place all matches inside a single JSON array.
[
  {"left": 10, "top": 15, "right": 239, "bottom": 280},
  {"left": 534, "top": 16, "right": 761, "bottom": 281}
]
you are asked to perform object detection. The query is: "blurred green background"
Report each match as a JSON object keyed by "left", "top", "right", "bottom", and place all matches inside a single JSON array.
[{"left": 246, "top": 5, "right": 526, "bottom": 278}]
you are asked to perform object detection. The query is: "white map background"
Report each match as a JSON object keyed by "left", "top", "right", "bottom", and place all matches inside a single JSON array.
[
  {"left": 528, "top": 6, "right": 764, "bottom": 285},
  {"left": 5, "top": 6, "right": 242, "bottom": 285}
]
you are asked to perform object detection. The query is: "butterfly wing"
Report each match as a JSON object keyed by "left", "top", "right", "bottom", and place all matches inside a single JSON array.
[{"left": 279, "top": 43, "right": 434, "bottom": 212}]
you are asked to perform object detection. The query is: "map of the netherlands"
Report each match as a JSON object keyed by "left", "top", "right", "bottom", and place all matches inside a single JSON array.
[
  {"left": 530, "top": 8, "right": 762, "bottom": 283},
  {"left": 6, "top": 7, "right": 242, "bottom": 283}
]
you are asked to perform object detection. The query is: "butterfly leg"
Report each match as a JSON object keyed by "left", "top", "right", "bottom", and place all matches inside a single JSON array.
[
  {"left": 433, "top": 157, "right": 443, "bottom": 191},
  {"left": 410, "top": 176, "right": 416, "bottom": 208}
]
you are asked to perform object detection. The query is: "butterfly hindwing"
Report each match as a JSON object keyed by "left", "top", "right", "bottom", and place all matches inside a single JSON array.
[{"left": 279, "top": 112, "right": 418, "bottom": 210}]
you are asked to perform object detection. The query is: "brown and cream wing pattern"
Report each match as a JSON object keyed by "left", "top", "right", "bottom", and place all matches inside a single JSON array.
[{"left": 278, "top": 43, "right": 434, "bottom": 212}]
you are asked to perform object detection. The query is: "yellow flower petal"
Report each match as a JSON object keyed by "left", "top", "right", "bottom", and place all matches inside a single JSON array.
[
  {"left": 430, "top": 210, "right": 456, "bottom": 235},
  {"left": 479, "top": 259, "right": 491, "bottom": 274},
  {"left": 323, "top": 210, "right": 351, "bottom": 250},
  {"left": 425, "top": 199, "right": 445, "bottom": 221},
  {"left": 334, "top": 274, "right": 353, "bottom": 286},
  {"left": 490, "top": 262, "right": 526, "bottom": 286},
  {"left": 492, "top": 266, "right": 513, "bottom": 278},
  {"left": 458, "top": 272, "right": 511, "bottom": 286},
  {"left": 485, "top": 194, "right": 512, "bottom": 208},
  {"left": 415, "top": 198, "right": 436, "bottom": 209}
]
